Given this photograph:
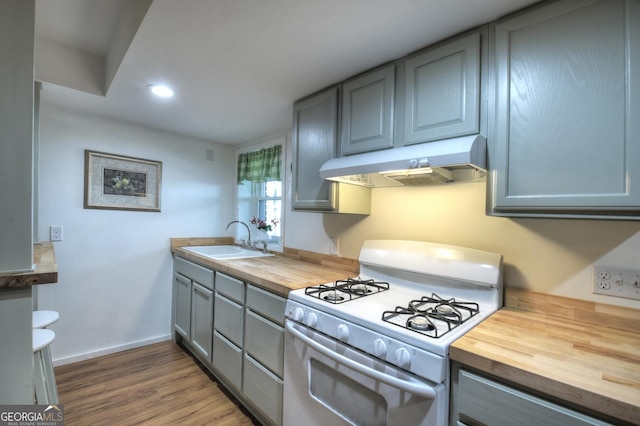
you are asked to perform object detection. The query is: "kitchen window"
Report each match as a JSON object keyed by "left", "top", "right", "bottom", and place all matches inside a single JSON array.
[
  {"left": 236, "top": 139, "right": 284, "bottom": 251},
  {"left": 239, "top": 180, "right": 282, "bottom": 245}
]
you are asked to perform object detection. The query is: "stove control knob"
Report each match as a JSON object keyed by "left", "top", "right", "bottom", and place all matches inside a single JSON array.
[
  {"left": 372, "top": 339, "right": 387, "bottom": 357},
  {"left": 304, "top": 312, "right": 318, "bottom": 327},
  {"left": 337, "top": 324, "right": 350, "bottom": 342},
  {"left": 291, "top": 307, "right": 304, "bottom": 322},
  {"left": 395, "top": 347, "right": 411, "bottom": 368}
]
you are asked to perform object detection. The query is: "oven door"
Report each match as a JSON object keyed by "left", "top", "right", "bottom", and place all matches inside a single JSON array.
[{"left": 284, "top": 320, "right": 447, "bottom": 426}]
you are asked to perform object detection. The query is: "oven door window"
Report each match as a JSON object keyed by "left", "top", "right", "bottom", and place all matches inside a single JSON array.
[{"left": 310, "top": 358, "right": 387, "bottom": 425}]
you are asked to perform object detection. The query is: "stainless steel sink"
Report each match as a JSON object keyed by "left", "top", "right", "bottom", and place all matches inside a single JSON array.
[{"left": 183, "top": 245, "right": 273, "bottom": 260}]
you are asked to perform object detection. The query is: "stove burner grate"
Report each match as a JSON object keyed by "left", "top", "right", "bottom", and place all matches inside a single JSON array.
[
  {"left": 382, "top": 293, "right": 480, "bottom": 338},
  {"left": 305, "top": 277, "right": 389, "bottom": 304}
]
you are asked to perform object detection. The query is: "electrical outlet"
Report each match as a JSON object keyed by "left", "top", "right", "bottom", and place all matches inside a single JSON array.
[
  {"left": 50, "top": 225, "right": 63, "bottom": 242},
  {"left": 593, "top": 266, "right": 640, "bottom": 300}
]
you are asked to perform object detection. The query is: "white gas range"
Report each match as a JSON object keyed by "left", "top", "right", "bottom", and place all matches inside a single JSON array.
[{"left": 283, "top": 240, "right": 503, "bottom": 426}]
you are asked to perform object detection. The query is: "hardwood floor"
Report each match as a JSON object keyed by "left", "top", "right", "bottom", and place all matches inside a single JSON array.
[{"left": 55, "top": 341, "right": 261, "bottom": 425}]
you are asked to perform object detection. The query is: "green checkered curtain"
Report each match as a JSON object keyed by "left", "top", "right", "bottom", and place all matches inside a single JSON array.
[{"left": 237, "top": 145, "right": 282, "bottom": 184}]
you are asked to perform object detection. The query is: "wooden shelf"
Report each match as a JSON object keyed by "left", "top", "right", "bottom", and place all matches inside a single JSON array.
[{"left": 0, "top": 242, "right": 58, "bottom": 289}]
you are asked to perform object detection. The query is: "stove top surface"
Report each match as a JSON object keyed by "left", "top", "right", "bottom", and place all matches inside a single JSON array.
[
  {"left": 304, "top": 277, "right": 390, "bottom": 303},
  {"left": 287, "top": 240, "right": 503, "bottom": 356},
  {"left": 382, "top": 293, "right": 480, "bottom": 339},
  {"left": 288, "top": 280, "right": 497, "bottom": 356}
]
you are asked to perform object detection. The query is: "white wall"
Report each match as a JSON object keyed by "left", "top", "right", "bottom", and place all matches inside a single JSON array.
[{"left": 37, "top": 103, "right": 235, "bottom": 365}]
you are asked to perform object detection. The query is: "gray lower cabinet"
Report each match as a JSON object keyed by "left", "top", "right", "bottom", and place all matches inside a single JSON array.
[
  {"left": 212, "top": 272, "right": 244, "bottom": 390},
  {"left": 212, "top": 331, "right": 242, "bottom": 390},
  {"left": 341, "top": 64, "right": 396, "bottom": 155},
  {"left": 401, "top": 30, "right": 482, "bottom": 146},
  {"left": 244, "top": 355, "right": 283, "bottom": 426},
  {"left": 450, "top": 365, "right": 613, "bottom": 426},
  {"left": 173, "top": 256, "right": 214, "bottom": 364},
  {"left": 243, "top": 284, "right": 285, "bottom": 425},
  {"left": 489, "top": 0, "right": 640, "bottom": 218},
  {"left": 291, "top": 87, "right": 371, "bottom": 214},
  {"left": 173, "top": 259, "right": 286, "bottom": 426},
  {"left": 190, "top": 282, "right": 213, "bottom": 361},
  {"left": 173, "top": 273, "right": 191, "bottom": 340}
]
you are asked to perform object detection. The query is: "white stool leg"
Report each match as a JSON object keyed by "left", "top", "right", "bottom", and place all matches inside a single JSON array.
[
  {"left": 42, "top": 344, "right": 58, "bottom": 403},
  {"left": 33, "top": 329, "right": 58, "bottom": 404},
  {"left": 33, "top": 349, "right": 47, "bottom": 404}
]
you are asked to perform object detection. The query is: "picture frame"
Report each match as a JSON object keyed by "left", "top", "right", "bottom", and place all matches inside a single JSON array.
[{"left": 84, "top": 150, "right": 162, "bottom": 212}]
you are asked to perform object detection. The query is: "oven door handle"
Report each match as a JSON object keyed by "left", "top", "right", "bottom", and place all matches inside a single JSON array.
[{"left": 286, "top": 321, "right": 437, "bottom": 399}]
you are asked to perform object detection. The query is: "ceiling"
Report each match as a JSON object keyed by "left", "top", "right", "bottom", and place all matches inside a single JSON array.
[{"left": 35, "top": 0, "right": 540, "bottom": 145}]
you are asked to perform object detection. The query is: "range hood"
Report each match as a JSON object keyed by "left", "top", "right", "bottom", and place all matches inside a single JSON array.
[{"left": 319, "top": 135, "right": 487, "bottom": 187}]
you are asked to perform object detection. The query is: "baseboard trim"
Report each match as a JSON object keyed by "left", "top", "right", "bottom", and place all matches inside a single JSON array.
[{"left": 53, "top": 334, "right": 172, "bottom": 366}]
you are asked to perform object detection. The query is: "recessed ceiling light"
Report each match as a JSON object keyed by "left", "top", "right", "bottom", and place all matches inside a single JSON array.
[{"left": 146, "top": 84, "right": 174, "bottom": 98}]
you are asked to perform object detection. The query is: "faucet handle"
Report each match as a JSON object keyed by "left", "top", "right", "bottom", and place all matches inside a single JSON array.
[{"left": 253, "top": 240, "right": 268, "bottom": 253}]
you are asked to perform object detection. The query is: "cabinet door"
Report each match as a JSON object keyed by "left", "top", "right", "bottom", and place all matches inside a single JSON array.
[
  {"left": 456, "top": 369, "right": 611, "bottom": 426},
  {"left": 403, "top": 31, "right": 481, "bottom": 145},
  {"left": 191, "top": 282, "right": 213, "bottom": 362},
  {"left": 244, "top": 354, "right": 283, "bottom": 426},
  {"left": 174, "top": 274, "right": 191, "bottom": 339},
  {"left": 246, "top": 284, "right": 285, "bottom": 326},
  {"left": 214, "top": 293, "right": 244, "bottom": 347},
  {"left": 212, "top": 331, "right": 242, "bottom": 390},
  {"left": 292, "top": 87, "right": 339, "bottom": 211},
  {"left": 245, "top": 310, "right": 284, "bottom": 377},
  {"left": 490, "top": 0, "right": 640, "bottom": 216},
  {"left": 341, "top": 65, "right": 395, "bottom": 155}
]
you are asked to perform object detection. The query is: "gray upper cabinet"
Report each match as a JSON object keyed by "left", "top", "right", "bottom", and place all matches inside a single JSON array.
[
  {"left": 401, "top": 31, "right": 482, "bottom": 146},
  {"left": 292, "top": 87, "right": 338, "bottom": 211},
  {"left": 341, "top": 64, "right": 395, "bottom": 155},
  {"left": 489, "top": 0, "right": 640, "bottom": 218},
  {"left": 292, "top": 87, "right": 371, "bottom": 214}
]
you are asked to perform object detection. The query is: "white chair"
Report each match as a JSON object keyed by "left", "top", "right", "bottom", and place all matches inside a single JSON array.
[
  {"left": 33, "top": 310, "right": 59, "bottom": 329},
  {"left": 33, "top": 328, "right": 58, "bottom": 404}
]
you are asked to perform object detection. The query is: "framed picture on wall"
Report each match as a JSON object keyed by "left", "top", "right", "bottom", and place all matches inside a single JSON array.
[{"left": 84, "top": 150, "right": 162, "bottom": 212}]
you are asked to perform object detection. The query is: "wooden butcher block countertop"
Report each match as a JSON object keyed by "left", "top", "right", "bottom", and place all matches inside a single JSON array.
[
  {"left": 0, "top": 242, "right": 58, "bottom": 289},
  {"left": 171, "top": 238, "right": 359, "bottom": 297},
  {"left": 450, "top": 289, "right": 640, "bottom": 425}
]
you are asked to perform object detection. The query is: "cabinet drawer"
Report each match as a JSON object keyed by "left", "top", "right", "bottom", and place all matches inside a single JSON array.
[
  {"left": 246, "top": 285, "right": 285, "bottom": 326},
  {"left": 175, "top": 256, "right": 214, "bottom": 290},
  {"left": 215, "top": 272, "right": 244, "bottom": 303},
  {"left": 214, "top": 293, "right": 243, "bottom": 347},
  {"left": 458, "top": 369, "right": 610, "bottom": 426},
  {"left": 212, "top": 331, "right": 242, "bottom": 390},
  {"left": 244, "top": 354, "right": 283, "bottom": 426},
  {"left": 245, "top": 310, "right": 284, "bottom": 377}
]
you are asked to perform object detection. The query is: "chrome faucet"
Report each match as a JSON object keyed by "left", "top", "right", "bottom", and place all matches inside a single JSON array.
[{"left": 226, "top": 220, "right": 251, "bottom": 247}]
